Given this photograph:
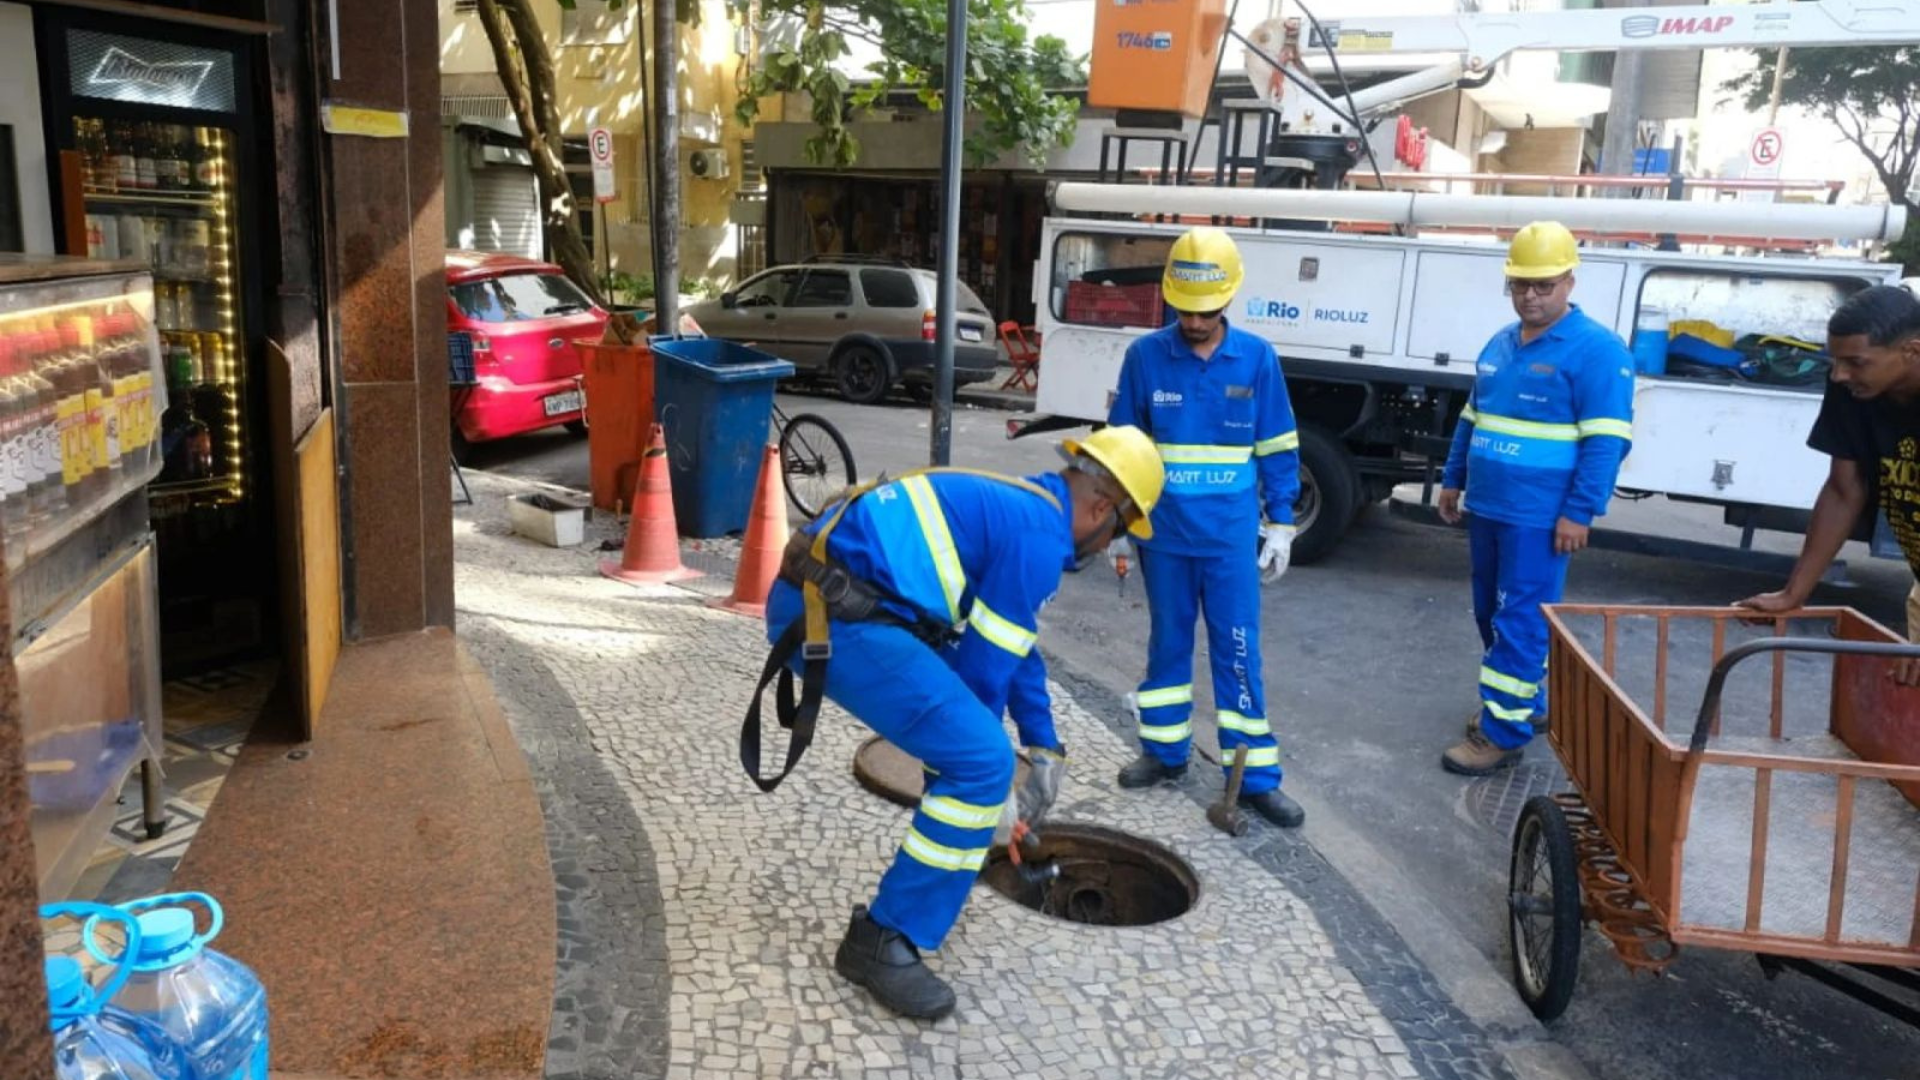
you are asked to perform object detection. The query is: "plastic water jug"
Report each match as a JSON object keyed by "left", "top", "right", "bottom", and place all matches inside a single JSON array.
[
  {"left": 42, "top": 902, "right": 184, "bottom": 1080},
  {"left": 86, "top": 894, "right": 268, "bottom": 1080},
  {"left": 1630, "top": 306, "right": 1669, "bottom": 376}
]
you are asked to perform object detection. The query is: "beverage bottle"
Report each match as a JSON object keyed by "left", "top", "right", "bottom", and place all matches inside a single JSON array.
[
  {"left": 159, "top": 341, "right": 199, "bottom": 482},
  {"left": 52, "top": 323, "right": 96, "bottom": 504},
  {"left": 110, "top": 122, "right": 139, "bottom": 193},
  {"left": 133, "top": 124, "right": 157, "bottom": 192},
  {"left": 190, "top": 128, "right": 219, "bottom": 191},
  {"left": 105, "top": 315, "right": 142, "bottom": 473},
  {"left": 0, "top": 339, "right": 23, "bottom": 540},
  {"left": 87, "top": 894, "right": 269, "bottom": 1080},
  {"left": 85, "top": 317, "right": 123, "bottom": 489},
  {"left": 23, "top": 327, "right": 68, "bottom": 517},
  {"left": 42, "top": 901, "right": 187, "bottom": 1080},
  {"left": 161, "top": 126, "right": 187, "bottom": 191},
  {"left": 183, "top": 128, "right": 207, "bottom": 192},
  {"left": 0, "top": 338, "right": 42, "bottom": 534}
]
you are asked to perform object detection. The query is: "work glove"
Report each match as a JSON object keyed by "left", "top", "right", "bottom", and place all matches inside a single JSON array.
[
  {"left": 1256, "top": 523, "right": 1294, "bottom": 585},
  {"left": 1017, "top": 746, "right": 1067, "bottom": 825}
]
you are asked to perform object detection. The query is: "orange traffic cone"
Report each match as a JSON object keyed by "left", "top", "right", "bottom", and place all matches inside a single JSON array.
[
  {"left": 600, "top": 424, "right": 702, "bottom": 585},
  {"left": 710, "top": 444, "right": 789, "bottom": 618}
]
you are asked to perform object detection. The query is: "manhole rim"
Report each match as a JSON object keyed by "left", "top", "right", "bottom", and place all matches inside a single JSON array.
[
  {"left": 977, "top": 820, "right": 1203, "bottom": 929},
  {"left": 851, "top": 734, "right": 1031, "bottom": 810}
]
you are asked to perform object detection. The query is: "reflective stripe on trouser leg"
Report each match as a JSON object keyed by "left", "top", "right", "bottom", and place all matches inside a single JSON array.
[
  {"left": 1472, "top": 518, "right": 1570, "bottom": 751},
  {"left": 1201, "top": 548, "right": 1281, "bottom": 794},
  {"left": 1138, "top": 547, "right": 1202, "bottom": 765},
  {"left": 766, "top": 582, "right": 1014, "bottom": 951}
]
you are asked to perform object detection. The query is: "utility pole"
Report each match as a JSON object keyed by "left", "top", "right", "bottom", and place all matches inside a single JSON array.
[
  {"left": 1766, "top": 47, "right": 1790, "bottom": 125},
  {"left": 653, "top": 0, "right": 680, "bottom": 335},
  {"left": 929, "top": 0, "right": 966, "bottom": 466}
]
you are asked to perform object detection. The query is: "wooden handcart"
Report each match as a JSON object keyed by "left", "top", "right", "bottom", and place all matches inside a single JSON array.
[{"left": 1509, "top": 604, "right": 1920, "bottom": 1023}]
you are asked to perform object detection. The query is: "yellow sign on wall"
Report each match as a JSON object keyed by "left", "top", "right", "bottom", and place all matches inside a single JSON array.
[{"left": 321, "top": 103, "right": 410, "bottom": 139}]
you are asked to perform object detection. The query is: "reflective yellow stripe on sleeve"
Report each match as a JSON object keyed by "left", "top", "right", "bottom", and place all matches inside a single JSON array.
[
  {"left": 901, "top": 475, "right": 965, "bottom": 624},
  {"left": 1577, "top": 418, "right": 1633, "bottom": 440},
  {"left": 919, "top": 795, "right": 1003, "bottom": 831},
  {"left": 901, "top": 828, "right": 989, "bottom": 872},
  {"left": 1254, "top": 431, "right": 1300, "bottom": 457},
  {"left": 967, "top": 600, "right": 1037, "bottom": 658}
]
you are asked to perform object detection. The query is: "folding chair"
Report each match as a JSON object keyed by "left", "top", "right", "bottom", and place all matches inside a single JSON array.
[{"left": 998, "top": 321, "right": 1041, "bottom": 392}]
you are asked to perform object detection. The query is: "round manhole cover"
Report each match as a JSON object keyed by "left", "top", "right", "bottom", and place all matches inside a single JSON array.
[
  {"left": 979, "top": 823, "right": 1198, "bottom": 927},
  {"left": 852, "top": 736, "right": 1029, "bottom": 809}
]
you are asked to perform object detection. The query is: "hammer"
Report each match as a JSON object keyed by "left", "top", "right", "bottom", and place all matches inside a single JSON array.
[{"left": 1208, "top": 747, "right": 1249, "bottom": 836}]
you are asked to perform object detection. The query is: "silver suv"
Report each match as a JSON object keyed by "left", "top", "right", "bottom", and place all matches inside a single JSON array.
[{"left": 687, "top": 257, "right": 999, "bottom": 404}]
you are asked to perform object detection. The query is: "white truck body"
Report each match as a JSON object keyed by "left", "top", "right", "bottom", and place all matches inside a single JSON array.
[{"left": 1031, "top": 216, "right": 1902, "bottom": 549}]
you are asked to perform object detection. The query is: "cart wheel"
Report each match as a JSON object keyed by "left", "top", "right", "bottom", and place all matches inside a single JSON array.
[{"left": 1510, "top": 795, "right": 1581, "bottom": 1021}]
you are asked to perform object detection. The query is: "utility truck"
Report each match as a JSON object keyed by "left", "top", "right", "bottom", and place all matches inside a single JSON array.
[{"left": 1024, "top": 0, "right": 1920, "bottom": 564}]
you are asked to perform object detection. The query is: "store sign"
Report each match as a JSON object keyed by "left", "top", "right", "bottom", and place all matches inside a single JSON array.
[{"left": 69, "top": 29, "right": 237, "bottom": 113}]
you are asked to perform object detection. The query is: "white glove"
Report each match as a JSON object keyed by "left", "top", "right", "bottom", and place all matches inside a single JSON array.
[{"left": 1257, "top": 523, "right": 1294, "bottom": 585}]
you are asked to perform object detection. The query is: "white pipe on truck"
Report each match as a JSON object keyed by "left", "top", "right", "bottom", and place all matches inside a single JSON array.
[{"left": 1050, "top": 182, "right": 1909, "bottom": 243}]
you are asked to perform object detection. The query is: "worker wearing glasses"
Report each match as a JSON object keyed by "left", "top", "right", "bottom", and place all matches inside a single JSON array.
[{"left": 1435, "top": 221, "right": 1635, "bottom": 776}]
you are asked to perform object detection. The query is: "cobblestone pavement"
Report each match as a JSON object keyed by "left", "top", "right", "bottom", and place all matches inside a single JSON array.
[{"left": 454, "top": 471, "right": 1517, "bottom": 1080}]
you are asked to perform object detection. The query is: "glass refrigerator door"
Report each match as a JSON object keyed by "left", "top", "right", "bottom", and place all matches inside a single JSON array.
[{"left": 73, "top": 118, "right": 244, "bottom": 503}]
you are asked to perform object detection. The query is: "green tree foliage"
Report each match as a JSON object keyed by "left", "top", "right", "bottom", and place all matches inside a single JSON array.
[
  {"left": 732, "top": 0, "right": 1085, "bottom": 168},
  {"left": 1726, "top": 47, "right": 1918, "bottom": 271}
]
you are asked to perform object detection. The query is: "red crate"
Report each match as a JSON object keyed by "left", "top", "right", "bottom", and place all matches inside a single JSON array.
[{"left": 1065, "top": 281, "right": 1163, "bottom": 328}]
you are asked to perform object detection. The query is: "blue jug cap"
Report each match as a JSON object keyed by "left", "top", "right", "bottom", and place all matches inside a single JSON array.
[
  {"left": 44, "top": 956, "right": 86, "bottom": 1012},
  {"left": 135, "top": 908, "right": 197, "bottom": 960}
]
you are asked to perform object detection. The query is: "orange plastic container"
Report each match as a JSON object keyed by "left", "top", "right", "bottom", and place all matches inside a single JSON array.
[
  {"left": 1088, "top": 0, "right": 1230, "bottom": 118},
  {"left": 576, "top": 340, "right": 657, "bottom": 512}
]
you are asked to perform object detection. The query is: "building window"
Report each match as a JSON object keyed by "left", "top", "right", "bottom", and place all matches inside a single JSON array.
[{"left": 562, "top": 0, "right": 632, "bottom": 45}]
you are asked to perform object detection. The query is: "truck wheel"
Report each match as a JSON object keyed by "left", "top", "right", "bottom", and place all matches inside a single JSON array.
[{"left": 1292, "top": 426, "right": 1359, "bottom": 565}]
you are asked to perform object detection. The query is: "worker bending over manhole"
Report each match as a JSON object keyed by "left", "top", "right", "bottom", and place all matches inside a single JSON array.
[{"left": 741, "top": 427, "right": 1164, "bottom": 1020}]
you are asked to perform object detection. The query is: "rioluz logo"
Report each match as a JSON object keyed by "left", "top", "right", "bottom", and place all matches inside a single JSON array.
[
  {"left": 1244, "top": 296, "right": 1301, "bottom": 323},
  {"left": 1152, "top": 389, "right": 1184, "bottom": 405},
  {"left": 1116, "top": 30, "right": 1174, "bottom": 50}
]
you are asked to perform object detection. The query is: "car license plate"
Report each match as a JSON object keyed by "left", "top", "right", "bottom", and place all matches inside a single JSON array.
[
  {"left": 959, "top": 327, "right": 983, "bottom": 343},
  {"left": 543, "top": 390, "right": 583, "bottom": 417}
]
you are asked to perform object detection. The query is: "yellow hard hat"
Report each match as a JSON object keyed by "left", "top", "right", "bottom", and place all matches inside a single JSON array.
[
  {"left": 1504, "top": 221, "right": 1580, "bottom": 279},
  {"left": 1161, "top": 228, "right": 1244, "bottom": 313},
  {"left": 1060, "top": 425, "right": 1164, "bottom": 539}
]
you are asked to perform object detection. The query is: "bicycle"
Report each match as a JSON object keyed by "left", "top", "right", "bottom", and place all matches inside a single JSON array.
[{"left": 774, "top": 401, "right": 855, "bottom": 519}]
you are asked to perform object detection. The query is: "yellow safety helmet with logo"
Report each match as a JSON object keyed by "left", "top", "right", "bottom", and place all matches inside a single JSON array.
[
  {"left": 1161, "top": 227, "right": 1245, "bottom": 313},
  {"left": 1504, "top": 221, "right": 1581, "bottom": 279},
  {"left": 1059, "top": 425, "right": 1164, "bottom": 539}
]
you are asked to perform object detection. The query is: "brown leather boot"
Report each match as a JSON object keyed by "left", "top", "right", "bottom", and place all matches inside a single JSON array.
[{"left": 1442, "top": 729, "right": 1524, "bottom": 776}]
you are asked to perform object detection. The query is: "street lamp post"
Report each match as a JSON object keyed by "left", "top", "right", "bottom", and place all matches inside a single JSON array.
[{"left": 930, "top": 0, "right": 967, "bottom": 465}]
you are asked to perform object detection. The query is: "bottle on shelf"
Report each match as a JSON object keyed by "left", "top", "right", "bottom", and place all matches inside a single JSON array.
[
  {"left": 133, "top": 123, "right": 158, "bottom": 193},
  {"left": 2, "top": 334, "right": 51, "bottom": 532},
  {"left": 51, "top": 321, "right": 97, "bottom": 504},
  {"left": 184, "top": 128, "right": 210, "bottom": 192},
  {"left": 163, "top": 126, "right": 190, "bottom": 192},
  {"left": 0, "top": 337, "right": 29, "bottom": 541},
  {"left": 109, "top": 121, "right": 139, "bottom": 195},
  {"left": 17, "top": 325, "right": 65, "bottom": 519},
  {"left": 159, "top": 336, "right": 208, "bottom": 484},
  {"left": 190, "top": 337, "right": 231, "bottom": 479}
]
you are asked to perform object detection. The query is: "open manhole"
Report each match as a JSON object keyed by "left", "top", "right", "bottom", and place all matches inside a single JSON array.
[
  {"left": 979, "top": 823, "right": 1198, "bottom": 927},
  {"left": 852, "top": 735, "right": 1029, "bottom": 809}
]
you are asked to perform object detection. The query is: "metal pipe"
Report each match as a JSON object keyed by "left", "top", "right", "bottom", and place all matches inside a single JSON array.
[
  {"left": 1050, "top": 182, "right": 1909, "bottom": 243},
  {"left": 930, "top": 0, "right": 966, "bottom": 466}
]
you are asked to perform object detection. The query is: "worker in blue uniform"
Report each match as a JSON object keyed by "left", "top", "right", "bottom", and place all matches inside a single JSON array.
[
  {"left": 748, "top": 427, "right": 1164, "bottom": 1020},
  {"left": 1107, "top": 226, "right": 1306, "bottom": 828},
  {"left": 1437, "top": 220, "right": 1634, "bottom": 775}
]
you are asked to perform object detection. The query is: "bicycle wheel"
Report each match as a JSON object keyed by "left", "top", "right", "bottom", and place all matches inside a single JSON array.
[{"left": 779, "top": 413, "right": 856, "bottom": 519}]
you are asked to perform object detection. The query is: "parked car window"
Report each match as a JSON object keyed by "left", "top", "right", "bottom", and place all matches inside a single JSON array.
[
  {"left": 735, "top": 269, "right": 798, "bottom": 308},
  {"left": 956, "top": 281, "right": 991, "bottom": 316},
  {"left": 451, "top": 272, "right": 594, "bottom": 323},
  {"left": 860, "top": 269, "right": 921, "bottom": 309},
  {"left": 791, "top": 270, "right": 853, "bottom": 308}
]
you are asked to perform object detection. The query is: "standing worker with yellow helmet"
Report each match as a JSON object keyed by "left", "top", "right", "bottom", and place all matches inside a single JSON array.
[
  {"left": 1107, "top": 226, "right": 1307, "bottom": 828},
  {"left": 1436, "top": 221, "right": 1635, "bottom": 775}
]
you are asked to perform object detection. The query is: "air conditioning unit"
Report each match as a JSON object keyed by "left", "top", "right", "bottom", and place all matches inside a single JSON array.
[{"left": 689, "top": 148, "right": 730, "bottom": 180}]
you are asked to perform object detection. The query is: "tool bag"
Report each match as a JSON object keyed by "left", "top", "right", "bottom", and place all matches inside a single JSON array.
[{"left": 740, "top": 468, "right": 1060, "bottom": 793}]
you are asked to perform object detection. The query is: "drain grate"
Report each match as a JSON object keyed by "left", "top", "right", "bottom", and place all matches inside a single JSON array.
[
  {"left": 1465, "top": 760, "right": 1574, "bottom": 837},
  {"left": 979, "top": 823, "right": 1198, "bottom": 927}
]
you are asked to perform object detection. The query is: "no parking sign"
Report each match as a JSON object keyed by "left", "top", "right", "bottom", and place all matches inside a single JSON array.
[{"left": 590, "top": 126, "right": 617, "bottom": 204}]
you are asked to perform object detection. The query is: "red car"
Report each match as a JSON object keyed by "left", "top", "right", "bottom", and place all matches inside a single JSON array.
[{"left": 445, "top": 251, "right": 608, "bottom": 459}]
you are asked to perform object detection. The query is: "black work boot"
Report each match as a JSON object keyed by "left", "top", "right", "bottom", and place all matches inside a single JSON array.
[
  {"left": 833, "top": 905, "right": 956, "bottom": 1020},
  {"left": 1117, "top": 753, "right": 1187, "bottom": 789},
  {"left": 1240, "top": 787, "right": 1305, "bottom": 828}
]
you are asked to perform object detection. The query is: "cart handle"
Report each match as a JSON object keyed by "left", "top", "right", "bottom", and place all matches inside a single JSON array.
[{"left": 1689, "top": 637, "right": 1920, "bottom": 754}]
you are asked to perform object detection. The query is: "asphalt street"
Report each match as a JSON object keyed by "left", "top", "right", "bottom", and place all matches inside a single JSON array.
[{"left": 462, "top": 387, "right": 1920, "bottom": 1080}]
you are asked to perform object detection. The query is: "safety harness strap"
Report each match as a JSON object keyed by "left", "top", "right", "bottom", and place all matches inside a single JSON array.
[{"left": 740, "top": 467, "right": 1062, "bottom": 793}]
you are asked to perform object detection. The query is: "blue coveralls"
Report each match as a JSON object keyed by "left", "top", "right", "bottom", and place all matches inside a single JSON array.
[
  {"left": 1441, "top": 305, "right": 1634, "bottom": 748},
  {"left": 1108, "top": 321, "right": 1300, "bottom": 794},
  {"left": 763, "top": 471, "right": 1073, "bottom": 951}
]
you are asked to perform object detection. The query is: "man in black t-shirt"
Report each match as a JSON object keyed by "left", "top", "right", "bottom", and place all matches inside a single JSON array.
[{"left": 1740, "top": 285, "right": 1920, "bottom": 680}]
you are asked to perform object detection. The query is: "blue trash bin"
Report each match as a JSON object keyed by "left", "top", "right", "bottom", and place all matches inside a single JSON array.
[{"left": 651, "top": 338, "right": 795, "bottom": 537}]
